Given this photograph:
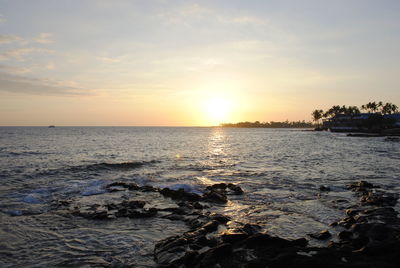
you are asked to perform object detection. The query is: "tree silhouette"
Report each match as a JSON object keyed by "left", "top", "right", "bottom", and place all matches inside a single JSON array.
[{"left": 312, "top": 109, "right": 324, "bottom": 125}]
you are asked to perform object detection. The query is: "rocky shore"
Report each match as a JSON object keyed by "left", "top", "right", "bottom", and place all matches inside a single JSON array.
[{"left": 55, "top": 180, "right": 400, "bottom": 267}]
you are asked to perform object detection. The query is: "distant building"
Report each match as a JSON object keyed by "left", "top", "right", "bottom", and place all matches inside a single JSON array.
[{"left": 322, "top": 113, "right": 400, "bottom": 132}]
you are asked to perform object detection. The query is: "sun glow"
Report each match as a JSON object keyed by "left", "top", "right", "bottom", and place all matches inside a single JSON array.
[{"left": 205, "top": 97, "right": 232, "bottom": 125}]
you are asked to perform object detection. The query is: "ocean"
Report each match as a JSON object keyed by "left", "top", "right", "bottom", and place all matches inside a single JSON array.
[{"left": 0, "top": 127, "right": 399, "bottom": 267}]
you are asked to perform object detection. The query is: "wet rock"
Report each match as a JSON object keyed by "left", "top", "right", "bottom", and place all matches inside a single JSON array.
[
  {"left": 162, "top": 214, "right": 186, "bottom": 221},
  {"left": 221, "top": 233, "right": 249, "bottom": 244},
  {"left": 192, "top": 202, "right": 204, "bottom": 209},
  {"left": 205, "top": 183, "right": 244, "bottom": 195},
  {"left": 127, "top": 208, "right": 157, "bottom": 218},
  {"left": 319, "top": 185, "right": 331, "bottom": 192},
  {"left": 194, "top": 243, "right": 233, "bottom": 267},
  {"left": 308, "top": 230, "right": 331, "bottom": 240},
  {"left": 73, "top": 208, "right": 110, "bottom": 220},
  {"left": 360, "top": 191, "right": 398, "bottom": 206},
  {"left": 140, "top": 185, "right": 157, "bottom": 192},
  {"left": 239, "top": 233, "right": 305, "bottom": 249},
  {"left": 242, "top": 223, "right": 261, "bottom": 235},
  {"left": 106, "top": 181, "right": 139, "bottom": 191},
  {"left": 201, "top": 220, "right": 220, "bottom": 232},
  {"left": 209, "top": 213, "right": 231, "bottom": 224},
  {"left": 291, "top": 238, "right": 308, "bottom": 247},
  {"left": 121, "top": 200, "right": 146, "bottom": 209},
  {"left": 345, "top": 208, "right": 361, "bottom": 216},
  {"left": 206, "top": 183, "right": 227, "bottom": 190},
  {"left": 227, "top": 183, "right": 244, "bottom": 195},
  {"left": 160, "top": 188, "right": 202, "bottom": 202},
  {"left": 338, "top": 230, "right": 353, "bottom": 240},
  {"left": 367, "top": 224, "right": 390, "bottom": 241},
  {"left": 338, "top": 216, "right": 357, "bottom": 228},
  {"left": 348, "top": 180, "right": 374, "bottom": 192},
  {"left": 202, "top": 190, "right": 227, "bottom": 203},
  {"left": 182, "top": 250, "right": 199, "bottom": 267}
]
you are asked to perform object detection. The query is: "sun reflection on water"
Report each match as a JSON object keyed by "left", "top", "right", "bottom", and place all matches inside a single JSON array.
[{"left": 208, "top": 128, "right": 227, "bottom": 158}]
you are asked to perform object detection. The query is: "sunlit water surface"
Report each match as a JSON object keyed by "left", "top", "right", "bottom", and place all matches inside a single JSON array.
[{"left": 1, "top": 127, "right": 399, "bottom": 267}]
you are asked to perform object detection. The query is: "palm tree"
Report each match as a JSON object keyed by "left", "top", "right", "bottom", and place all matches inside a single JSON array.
[
  {"left": 361, "top": 104, "right": 367, "bottom": 112},
  {"left": 345, "top": 106, "right": 360, "bottom": 116},
  {"left": 368, "top": 102, "right": 378, "bottom": 113},
  {"left": 381, "top": 103, "right": 399, "bottom": 114},
  {"left": 312, "top": 109, "right": 324, "bottom": 125}
]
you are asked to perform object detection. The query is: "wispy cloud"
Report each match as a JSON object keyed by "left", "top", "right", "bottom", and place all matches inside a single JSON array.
[
  {"left": 0, "top": 64, "right": 34, "bottom": 74},
  {"left": 97, "top": 56, "right": 121, "bottom": 63},
  {"left": 231, "top": 16, "right": 266, "bottom": 25},
  {"left": 0, "top": 34, "right": 22, "bottom": 44},
  {"left": 177, "top": 3, "right": 213, "bottom": 17},
  {"left": 0, "top": 47, "right": 54, "bottom": 61},
  {"left": 0, "top": 72, "right": 90, "bottom": 95},
  {"left": 34, "top": 32, "right": 53, "bottom": 44}
]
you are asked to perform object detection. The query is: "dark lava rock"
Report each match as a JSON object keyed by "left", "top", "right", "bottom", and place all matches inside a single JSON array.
[
  {"left": 360, "top": 191, "right": 398, "bottom": 206},
  {"left": 201, "top": 220, "right": 220, "bottom": 232},
  {"left": 348, "top": 180, "right": 374, "bottom": 192},
  {"left": 193, "top": 243, "right": 233, "bottom": 267},
  {"left": 239, "top": 233, "right": 307, "bottom": 249},
  {"left": 202, "top": 190, "right": 227, "bottom": 203},
  {"left": 192, "top": 202, "right": 204, "bottom": 209},
  {"left": 319, "top": 185, "right": 331, "bottom": 192},
  {"left": 242, "top": 223, "right": 262, "bottom": 235},
  {"left": 126, "top": 208, "right": 157, "bottom": 218},
  {"left": 206, "top": 183, "right": 244, "bottom": 195},
  {"left": 209, "top": 213, "right": 231, "bottom": 224},
  {"left": 338, "top": 230, "right": 353, "bottom": 241},
  {"left": 221, "top": 233, "right": 249, "bottom": 244},
  {"left": 227, "top": 183, "right": 244, "bottom": 195},
  {"left": 308, "top": 230, "right": 331, "bottom": 240},
  {"left": 140, "top": 185, "right": 157, "bottom": 192},
  {"left": 106, "top": 181, "right": 139, "bottom": 191},
  {"left": 206, "top": 183, "right": 227, "bottom": 191},
  {"left": 160, "top": 188, "right": 202, "bottom": 202},
  {"left": 121, "top": 200, "right": 146, "bottom": 209}
]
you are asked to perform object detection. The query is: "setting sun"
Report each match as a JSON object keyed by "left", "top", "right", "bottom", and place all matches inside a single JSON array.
[{"left": 205, "top": 98, "right": 232, "bottom": 125}]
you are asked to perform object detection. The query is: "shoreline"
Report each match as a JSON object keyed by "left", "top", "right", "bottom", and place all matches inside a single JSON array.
[{"left": 53, "top": 180, "right": 400, "bottom": 267}]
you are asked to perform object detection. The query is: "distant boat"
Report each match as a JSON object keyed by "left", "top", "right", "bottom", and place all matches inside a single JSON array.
[{"left": 48, "top": 125, "right": 55, "bottom": 128}]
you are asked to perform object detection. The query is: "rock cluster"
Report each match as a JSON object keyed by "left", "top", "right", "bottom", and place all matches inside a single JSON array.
[
  {"left": 56, "top": 180, "right": 400, "bottom": 267},
  {"left": 327, "top": 181, "right": 400, "bottom": 256},
  {"left": 57, "top": 181, "right": 244, "bottom": 221},
  {"left": 154, "top": 181, "right": 400, "bottom": 268}
]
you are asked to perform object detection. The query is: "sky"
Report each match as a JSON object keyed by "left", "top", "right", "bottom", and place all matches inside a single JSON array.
[{"left": 0, "top": 0, "right": 400, "bottom": 126}]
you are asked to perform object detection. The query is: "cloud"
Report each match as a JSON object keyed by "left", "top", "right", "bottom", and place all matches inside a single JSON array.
[
  {"left": 97, "top": 56, "right": 121, "bottom": 63},
  {"left": 0, "top": 72, "right": 89, "bottom": 95},
  {"left": 0, "top": 34, "right": 22, "bottom": 45},
  {"left": 231, "top": 16, "right": 266, "bottom": 25},
  {"left": 0, "top": 47, "right": 54, "bottom": 61},
  {"left": 34, "top": 33, "right": 53, "bottom": 44},
  {"left": 0, "top": 14, "right": 5, "bottom": 23},
  {"left": 178, "top": 3, "right": 212, "bottom": 17},
  {"left": 0, "top": 64, "right": 34, "bottom": 74}
]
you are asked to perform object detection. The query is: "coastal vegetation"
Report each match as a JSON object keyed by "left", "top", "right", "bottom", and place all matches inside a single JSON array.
[
  {"left": 312, "top": 101, "right": 399, "bottom": 124},
  {"left": 312, "top": 101, "right": 400, "bottom": 132},
  {"left": 220, "top": 120, "right": 315, "bottom": 128}
]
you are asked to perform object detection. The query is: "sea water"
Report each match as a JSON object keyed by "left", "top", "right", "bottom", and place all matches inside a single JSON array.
[{"left": 0, "top": 127, "right": 399, "bottom": 266}]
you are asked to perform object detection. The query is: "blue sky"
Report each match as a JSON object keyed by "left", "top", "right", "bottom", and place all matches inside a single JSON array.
[{"left": 1, "top": 0, "right": 399, "bottom": 125}]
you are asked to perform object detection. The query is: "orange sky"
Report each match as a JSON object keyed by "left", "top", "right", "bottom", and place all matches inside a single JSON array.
[{"left": 1, "top": 1, "right": 399, "bottom": 126}]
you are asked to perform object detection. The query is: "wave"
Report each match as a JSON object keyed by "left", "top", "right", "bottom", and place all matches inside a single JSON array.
[
  {"left": 0, "top": 151, "right": 54, "bottom": 158},
  {"left": 77, "top": 160, "right": 160, "bottom": 171},
  {"left": 36, "top": 160, "right": 160, "bottom": 176}
]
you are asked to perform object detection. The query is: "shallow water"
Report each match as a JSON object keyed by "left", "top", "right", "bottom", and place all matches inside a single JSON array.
[{"left": 1, "top": 127, "right": 399, "bottom": 266}]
